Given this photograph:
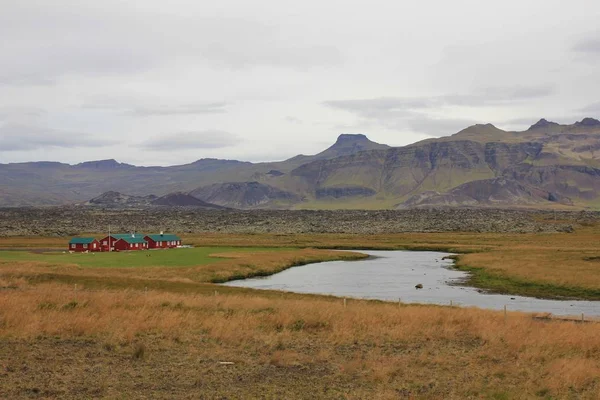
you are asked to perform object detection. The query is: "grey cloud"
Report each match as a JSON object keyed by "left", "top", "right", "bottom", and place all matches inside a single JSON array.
[
  {"left": 142, "top": 130, "right": 239, "bottom": 150},
  {"left": 325, "top": 85, "right": 555, "bottom": 115},
  {"left": 0, "top": 107, "right": 45, "bottom": 122},
  {"left": 0, "top": 3, "right": 342, "bottom": 86},
  {"left": 324, "top": 85, "right": 555, "bottom": 136},
  {"left": 125, "top": 103, "right": 229, "bottom": 117},
  {"left": 82, "top": 97, "right": 229, "bottom": 116},
  {"left": 572, "top": 37, "right": 600, "bottom": 55},
  {"left": 0, "top": 124, "right": 116, "bottom": 151},
  {"left": 579, "top": 102, "right": 600, "bottom": 114},
  {"left": 405, "top": 117, "right": 478, "bottom": 137},
  {"left": 284, "top": 116, "right": 303, "bottom": 124},
  {"left": 444, "top": 85, "right": 555, "bottom": 106}
]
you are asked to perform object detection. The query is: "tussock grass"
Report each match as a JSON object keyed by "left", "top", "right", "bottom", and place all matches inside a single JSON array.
[{"left": 1, "top": 282, "right": 599, "bottom": 398}]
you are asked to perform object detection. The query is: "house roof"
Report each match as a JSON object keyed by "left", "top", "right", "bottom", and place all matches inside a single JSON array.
[
  {"left": 69, "top": 237, "right": 97, "bottom": 244},
  {"left": 115, "top": 236, "right": 147, "bottom": 244},
  {"left": 145, "top": 234, "right": 181, "bottom": 241},
  {"left": 111, "top": 233, "right": 145, "bottom": 240}
]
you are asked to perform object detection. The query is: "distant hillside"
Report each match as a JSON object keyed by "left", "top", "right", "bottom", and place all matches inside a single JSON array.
[
  {"left": 3, "top": 119, "right": 600, "bottom": 209},
  {"left": 86, "top": 191, "right": 226, "bottom": 209},
  {"left": 189, "top": 182, "right": 302, "bottom": 209},
  {"left": 152, "top": 192, "right": 228, "bottom": 209},
  {"left": 398, "top": 178, "right": 573, "bottom": 208}
]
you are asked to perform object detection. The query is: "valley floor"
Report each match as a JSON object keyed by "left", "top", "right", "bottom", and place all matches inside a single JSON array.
[{"left": 2, "top": 227, "right": 600, "bottom": 399}]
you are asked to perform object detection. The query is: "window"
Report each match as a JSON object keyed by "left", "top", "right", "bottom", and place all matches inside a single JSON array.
[
  {"left": 93, "top": 243, "right": 96, "bottom": 248},
  {"left": 103, "top": 241, "right": 107, "bottom": 245},
  {"left": 71, "top": 244, "right": 75, "bottom": 249},
  {"left": 83, "top": 244, "right": 88, "bottom": 249}
]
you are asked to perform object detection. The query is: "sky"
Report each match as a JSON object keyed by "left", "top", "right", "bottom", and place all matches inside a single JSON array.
[{"left": 1, "top": 0, "right": 599, "bottom": 166}]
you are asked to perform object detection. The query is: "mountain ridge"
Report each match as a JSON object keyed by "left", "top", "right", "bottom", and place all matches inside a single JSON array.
[{"left": 3, "top": 120, "right": 600, "bottom": 209}]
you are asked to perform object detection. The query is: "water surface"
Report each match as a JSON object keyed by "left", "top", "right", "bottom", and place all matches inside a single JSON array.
[{"left": 224, "top": 250, "right": 600, "bottom": 316}]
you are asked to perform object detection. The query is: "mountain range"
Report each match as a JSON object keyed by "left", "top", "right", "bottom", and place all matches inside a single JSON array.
[{"left": 3, "top": 118, "right": 600, "bottom": 209}]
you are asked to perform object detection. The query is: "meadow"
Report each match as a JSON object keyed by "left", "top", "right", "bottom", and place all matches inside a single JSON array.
[
  {"left": 1, "top": 228, "right": 600, "bottom": 399},
  {"left": 0, "top": 246, "right": 289, "bottom": 269}
]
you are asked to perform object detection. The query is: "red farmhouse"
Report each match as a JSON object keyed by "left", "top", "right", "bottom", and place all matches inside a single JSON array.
[
  {"left": 113, "top": 236, "right": 148, "bottom": 251},
  {"left": 68, "top": 237, "right": 100, "bottom": 252},
  {"left": 99, "top": 234, "right": 146, "bottom": 252},
  {"left": 144, "top": 233, "right": 182, "bottom": 249}
]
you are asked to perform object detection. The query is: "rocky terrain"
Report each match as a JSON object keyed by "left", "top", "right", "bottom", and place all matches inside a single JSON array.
[
  {"left": 86, "top": 191, "right": 158, "bottom": 207},
  {"left": 0, "top": 207, "right": 587, "bottom": 237},
  {"left": 2, "top": 118, "right": 600, "bottom": 209}
]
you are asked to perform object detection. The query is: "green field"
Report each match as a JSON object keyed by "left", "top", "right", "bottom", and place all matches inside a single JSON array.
[{"left": 0, "top": 247, "right": 286, "bottom": 268}]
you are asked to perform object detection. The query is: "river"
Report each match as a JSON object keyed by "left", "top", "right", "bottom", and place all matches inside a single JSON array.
[{"left": 224, "top": 250, "right": 600, "bottom": 317}]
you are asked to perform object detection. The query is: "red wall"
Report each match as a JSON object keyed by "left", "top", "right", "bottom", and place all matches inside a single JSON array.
[
  {"left": 98, "top": 236, "right": 119, "bottom": 252},
  {"left": 144, "top": 237, "right": 181, "bottom": 249},
  {"left": 113, "top": 239, "right": 146, "bottom": 251},
  {"left": 68, "top": 241, "right": 100, "bottom": 252}
]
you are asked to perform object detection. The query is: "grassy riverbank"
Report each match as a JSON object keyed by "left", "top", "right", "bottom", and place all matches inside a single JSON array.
[{"left": 455, "top": 262, "right": 600, "bottom": 300}]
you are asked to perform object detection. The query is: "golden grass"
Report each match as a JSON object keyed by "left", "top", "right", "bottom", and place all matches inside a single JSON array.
[{"left": 1, "top": 282, "right": 599, "bottom": 398}]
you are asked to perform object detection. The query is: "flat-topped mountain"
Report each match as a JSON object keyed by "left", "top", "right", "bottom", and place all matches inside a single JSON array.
[
  {"left": 285, "top": 133, "right": 389, "bottom": 166},
  {"left": 76, "top": 159, "right": 134, "bottom": 169},
  {"left": 3, "top": 118, "right": 600, "bottom": 209}
]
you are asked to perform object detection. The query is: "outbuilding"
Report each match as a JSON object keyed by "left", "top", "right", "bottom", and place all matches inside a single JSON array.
[
  {"left": 144, "top": 233, "right": 182, "bottom": 249},
  {"left": 68, "top": 237, "right": 100, "bottom": 252}
]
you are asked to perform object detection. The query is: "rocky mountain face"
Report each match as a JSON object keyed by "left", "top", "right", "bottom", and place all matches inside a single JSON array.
[{"left": 3, "top": 120, "right": 600, "bottom": 209}]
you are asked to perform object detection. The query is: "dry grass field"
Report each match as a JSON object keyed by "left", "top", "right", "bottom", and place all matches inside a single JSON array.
[{"left": 1, "top": 227, "right": 600, "bottom": 399}]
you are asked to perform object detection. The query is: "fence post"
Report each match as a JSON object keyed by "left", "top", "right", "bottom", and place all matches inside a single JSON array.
[
  {"left": 582, "top": 313, "right": 584, "bottom": 323},
  {"left": 343, "top": 298, "right": 347, "bottom": 308},
  {"left": 450, "top": 300, "right": 453, "bottom": 306},
  {"left": 398, "top": 298, "right": 401, "bottom": 307},
  {"left": 504, "top": 305, "right": 507, "bottom": 323}
]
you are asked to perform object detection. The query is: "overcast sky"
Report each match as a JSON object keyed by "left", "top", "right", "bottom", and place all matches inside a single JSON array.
[{"left": 1, "top": 0, "right": 599, "bottom": 166}]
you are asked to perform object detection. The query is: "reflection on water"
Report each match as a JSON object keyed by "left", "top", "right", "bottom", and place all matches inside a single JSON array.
[{"left": 224, "top": 250, "right": 600, "bottom": 316}]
